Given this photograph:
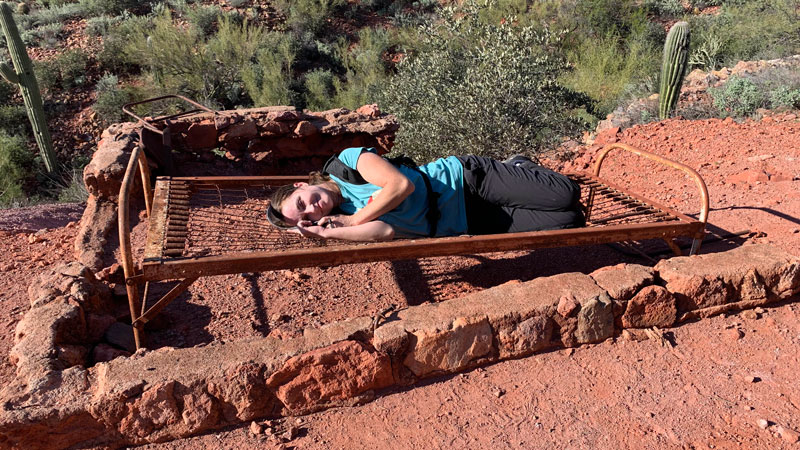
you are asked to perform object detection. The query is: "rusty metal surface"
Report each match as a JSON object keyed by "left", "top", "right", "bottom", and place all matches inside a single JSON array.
[{"left": 136, "top": 171, "right": 706, "bottom": 281}]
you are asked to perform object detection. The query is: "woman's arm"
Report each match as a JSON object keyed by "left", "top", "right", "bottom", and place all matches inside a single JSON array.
[
  {"left": 296, "top": 219, "right": 395, "bottom": 241},
  {"left": 328, "top": 151, "right": 414, "bottom": 227}
]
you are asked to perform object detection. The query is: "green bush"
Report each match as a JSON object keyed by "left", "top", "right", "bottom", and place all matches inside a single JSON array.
[
  {"left": 378, "top": 1, "right": 591, "bottom": 162},
  {"left": 0, "top": 131, "right": 34, "bottom": 206},
  {"left": 644, "top": 0, "right": 685, "bottom": 17},
  {"left": 0, "top": 78, "right": 16, "bottom": 104},
  {"left": 330, "top": 26, "right": 394, "bottom": 109},
  {"left": 303, "top": 68, "right": 335, "bottom": 111},
  {"left": 125, "top": 12, "right": 270, "bottom": 108},
  {"left": 272, "top": 0, "right": 346, "bottom": 37},
  {"left": 26, "top": 2, "right": 90, "bottom": 26},
  {"left": 709, "top": 76, "right": 765, "bottom": 117},
  {"left": 20, "top": 22, "right": 62, "bottom": 48},
  {"left": 186, "top": 4, "right": 222, "bottom": 37},
  {"left": 92, "top": 73, "right": 133, "bottom": 125},
  {"left": 689, "top": 0, "right": 800, "bottom": 67},
  {"left": 562, "top": 30, "right": 660, "bottom": 117},
  {"left": 33, "top": 49, "right": 89, "bottom": 93},
  {"left": 242, "top": 31, "right": 299, "bottom": 107},
  {"left": 770, "top": 87, "right": 800, "bottom": 109},
  {"left": 81, "top": 0, "right": 143, "bottom": 16},
  {"left": 97, "top": 13, "right": 149, "bottom": 72},
  {"left": 0, "top": 105, "right": 29, "bottom": 136},
  {"left": 86, "top": 14, "right": 121, "bottom": 37}
]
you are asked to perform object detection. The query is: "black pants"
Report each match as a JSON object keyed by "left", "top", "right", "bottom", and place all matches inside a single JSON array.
[{"left": 457, "top": 155, "right": 585, "bottom": 235}]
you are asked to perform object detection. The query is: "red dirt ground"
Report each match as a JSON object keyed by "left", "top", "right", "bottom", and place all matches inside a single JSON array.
[{"left": 1, "top": 114, "right": 799, "bottom": 449}]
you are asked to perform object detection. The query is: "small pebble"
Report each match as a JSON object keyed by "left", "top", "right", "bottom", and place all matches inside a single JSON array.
[
  {"left": 757, "top": 419, "right": 770, "bottom": 429},
  {"left": 494, "top": 389, "right": 505, "bottom": 398},
  {"left": 776, "top": 425, "right": 800, "bottom": 443},
  {"left": 250, "top": 421, "right": 263, "bottom": 435},
  {"left": 723, "top": 328, "right": 744, "bottom": 341},
  {"left": 744, "top": 375, "right": 761, "bottom": 383},
  {"left": 742, "top": 310, "right": 759, "bottom": 320}
]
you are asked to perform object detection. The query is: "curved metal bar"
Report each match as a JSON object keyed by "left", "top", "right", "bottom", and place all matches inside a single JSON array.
[
  {"left": 118, "top": 144, "right": 144, "bottom": 349},
  {"left": 593, "top": 143, "right": 710, "bottom": 254},
  {"left": 122, "top": 94, "right": 217, "bottom": 132},
  {"left": 593, "top": 143, "right": 709, "bottom": 224},
  {"left": 137, "top": 147, "right": 153, "bottom": 217}
]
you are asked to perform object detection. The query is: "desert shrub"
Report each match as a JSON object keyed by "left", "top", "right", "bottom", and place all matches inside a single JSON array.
[
  {"left": 571, "top": 0, "right": 650, "bottom": 39},
  {"left": 562, "top": 30, "right": 660, "bottom": 117},
  {"left": 56, "top": 164, "right": 90, "bottom": 202},
  {"left": 126, "top": 12, "right": 269, "bottom": 108},
  {"left": 80, "top": 0, "right": 144, "bottom": 15},
  {"left": 690, "top": 0, "right": 800, "bottom": 67},
  {"left": 26, "top": 2, "right": 90, "bottom": 26},
  {"left": 643, "top": 0, "right": 685, "bottom": 17},
  {"left": 378, "top": 1, "right": 591, "bottom": 162},
  {"left": 242, "top": 32, "right": 299, "bottom": 107},
  {"left": 770, "top": 87, "right": 800, "bottom": 109},
  {"left": 186, "top": 4, "right": 222, "bottom": 37},
  {"left": 709, "top": 76, "right": 765, "bottom": 117},
  {"left": 271, "top": 0, "right": 346, "bottom": 37},
  {"left": 330, "top": 27, "right": 394, "bottom": 109},
  {"left": 20, "top": 22, "right": 63, "bottom": 48},
  {"left": 0, "top": 131, "right": 34, "bottom": 206},
  {"left": 96, "top": 13, "right": 149, "bottom": 72},
  {"left": 0, "top": 106, "right": 29, "bottom": 136},
  {"left": 86, "top": 14, "right": 121, "bottom": 37},
  {"left": 0, "top": 79, "right": 15, "bottom": 104},
  {"left": 92, "top": 73, "right": 133, "bottom": 125},
  {"left": 33, "top": 49, "right": 88, "bottom": 92},
  {"left": 303, "top": 68, "right": 335, "bottom": 111}
]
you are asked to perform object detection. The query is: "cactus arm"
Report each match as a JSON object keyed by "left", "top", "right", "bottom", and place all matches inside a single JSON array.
[
  {"left": 658, "top": 21, "right": 691, "bottom": 120},
  {"left": 0, "top": 60, "right": 18, "bottom": 83},
  {"left": 0, "top": 2, "right": 58, "bottom": 174}
]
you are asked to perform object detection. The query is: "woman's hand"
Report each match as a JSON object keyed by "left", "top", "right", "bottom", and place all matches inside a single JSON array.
[
  {"left": 295, "top": 219, "right": 395, "bottom": 241},
  {"left": 317, "top": 214, "right": 355, "bottom": 228}
]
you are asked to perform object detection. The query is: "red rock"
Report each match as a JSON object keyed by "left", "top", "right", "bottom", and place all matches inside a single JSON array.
[
  {"left": 497, "top": 315, "right": 553, "bottom": 358},
  {"left": 621, "top": 286, "right": 677, "bottom": 328},
  {"left": 356, "top": 104, "right": 381, "bottom": 117},
  {"left": 120, "top": 381, "right": 181, "bottom": 438},
  {"left": 557, "top": 294, "right": 579, "bottom": 317},
  {"left": 260, "top": 120, "right": 293, "bottom": 136},
  {"left": 267, "top": 340, "right": 393, "bottom": 414},
  {"left": 590, "top": 263, "right": 655, "bottom": 300},
  {"left": 91, "top": 343, "right": 131, "bottom": 363},
  {"left": 725, "top": 169, "right": 770, "bottom": 184},
  {"left": 294, "top": 120, "right": 318, "bottom": 137},
  {"left": 219, "top": 118, "right": 257, "bottom": 141},
  {"left": 185, "top": 121, "right": 217, "bottom": 148},
  {"left": 593, "top": 127, "right": 620, "bottom": 146}
]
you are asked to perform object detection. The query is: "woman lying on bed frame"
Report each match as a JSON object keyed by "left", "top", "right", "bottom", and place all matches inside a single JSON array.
[{"left": 266, "top": 147, "right": 585, "bottom": 241}]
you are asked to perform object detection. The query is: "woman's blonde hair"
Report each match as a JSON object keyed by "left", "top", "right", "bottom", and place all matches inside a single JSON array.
[{"left": 268, "top": 171, "right": 331, "bottom": 214}]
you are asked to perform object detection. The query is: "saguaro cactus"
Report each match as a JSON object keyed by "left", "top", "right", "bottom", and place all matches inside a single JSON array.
[
  {"left": 0, "top": 2, "right": 57, "bottom": 173},
  {"left": 659, "top": 21, "right": 690, "bottom": 120}
]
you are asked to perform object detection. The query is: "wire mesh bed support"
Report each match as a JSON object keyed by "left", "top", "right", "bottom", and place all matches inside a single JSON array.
[{"left": 118, "top": 143, "right": 709, "bottom": 350}]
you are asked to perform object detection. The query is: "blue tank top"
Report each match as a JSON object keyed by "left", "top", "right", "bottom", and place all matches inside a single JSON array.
[{"left": 330, "top": 147, "right": 468, "bottom": 238}]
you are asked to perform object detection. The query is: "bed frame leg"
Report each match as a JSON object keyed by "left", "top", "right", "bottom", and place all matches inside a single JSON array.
[
  {"left": 663, "top": 238, "right": 683, "bottom": 257},
  {"left": 125, "top": 277, "right": 145, "bottom": 350}
]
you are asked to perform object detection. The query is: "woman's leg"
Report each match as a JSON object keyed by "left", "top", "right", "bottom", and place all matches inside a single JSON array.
[
  {"left": 459, "top": 155, "right": 580, "bottom": 210},
  {"left": 458, "top": 155, "right": 584, "bottom": 234}
]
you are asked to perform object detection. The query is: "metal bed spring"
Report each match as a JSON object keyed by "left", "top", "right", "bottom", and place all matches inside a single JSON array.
[{"left": 119, "top": 143, "right": 709, "bottom": 349}]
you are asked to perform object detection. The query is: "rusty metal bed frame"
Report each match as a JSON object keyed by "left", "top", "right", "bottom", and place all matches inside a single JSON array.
[{"left": 118, "top": 143, "right": 709, "bottom": 350}]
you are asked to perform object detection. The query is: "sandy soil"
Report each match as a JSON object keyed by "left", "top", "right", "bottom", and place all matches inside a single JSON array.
[{"left": 1, "top": 114, "right": 799, "bottom": 449}]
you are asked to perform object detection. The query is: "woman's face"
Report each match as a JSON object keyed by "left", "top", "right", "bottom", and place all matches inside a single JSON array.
[{"left": 280, "top": 183, "right": 337, "bottom": 225}]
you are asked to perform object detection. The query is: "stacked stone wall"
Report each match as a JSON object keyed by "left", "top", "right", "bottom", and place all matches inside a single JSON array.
[{"left": 1, "top": 244, "right": 797, "bottom": 448}]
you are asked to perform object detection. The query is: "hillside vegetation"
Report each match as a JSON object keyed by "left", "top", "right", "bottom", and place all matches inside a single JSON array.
[{"left": 1, "top": 0, "right": 799, "bottom": 205}]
